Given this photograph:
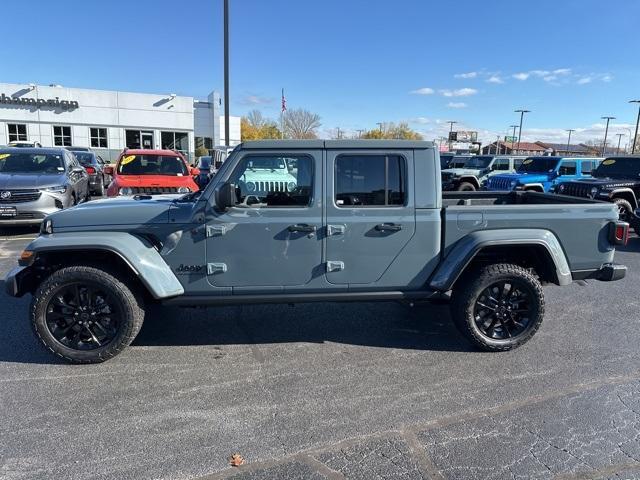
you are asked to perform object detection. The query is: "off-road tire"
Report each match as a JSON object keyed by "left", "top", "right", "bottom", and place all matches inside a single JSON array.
[
  {"left": 457, "top": 182, "right": 476, "bottom": 191},
  {"left": 451, "top": 263, "right": 545, "bottom": 351},
  {"left": 613, "top": 198, "right": 633, "bottom": 222},
  {"left": 31, "top": 265, "right": 145, "bottom": 364}
]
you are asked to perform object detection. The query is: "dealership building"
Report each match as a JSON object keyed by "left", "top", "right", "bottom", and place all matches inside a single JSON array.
[{"left": 0, "top": 82, "right": 241, "bottom": 161}]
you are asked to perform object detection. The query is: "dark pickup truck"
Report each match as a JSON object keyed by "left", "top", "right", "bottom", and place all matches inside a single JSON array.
[
  {"left": 4, "top": 140, "right": 628, "bottom": 363},
  {"left": 556, "top": 156, "right": 640, "bottom": 232}
]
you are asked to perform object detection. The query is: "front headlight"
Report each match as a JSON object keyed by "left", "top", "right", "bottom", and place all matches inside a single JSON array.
[
  {"left": 558, "top": 184, "right": 565, "bottom": 193},
  {"left": 287, "top": 182, "right": 296, "bottom": 191},
  {"left": 510, "top": 180, "right": 517, "bottom": 188},
  {"left": 44, "top": 185, "right": 67, "bottom": 194},
  {"left": 40, "top": 218, "right": 53, "bottom": 234},
  {"left": 119, "top": 187, "right": 133, "bottom": 196},
  {"left": 590, "top": 187, "right": 599, "bottom": 197},
  {"left": 177, "top": 187, "right": 191, "bottom": 193},
  {"left": 246, "top": 181, "right": 256, "bottom": 192}
]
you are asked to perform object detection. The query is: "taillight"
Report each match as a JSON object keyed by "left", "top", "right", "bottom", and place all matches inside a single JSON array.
[
  {"left": 85, "top": 166, "right": 96, "bottom": 174},
  {"left": 609, "top": 221, "right": 629, "bottom": 245}
]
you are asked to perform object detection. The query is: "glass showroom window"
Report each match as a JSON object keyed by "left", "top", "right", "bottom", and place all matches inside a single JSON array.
[
  {"left": 195, "top": 136, "right": 213, "bottom": 150},
  {"left": 90, "top": 128, "right": 108, "bottom": 148},
  {"left": 161, "top": 131, "right": 189, "bottom": 153},
  {"left": 53, "top": 126, "right": 72, "bottom": 146},
  {"left": 8, "top": 124, "right": 28, "bottom": 142}
]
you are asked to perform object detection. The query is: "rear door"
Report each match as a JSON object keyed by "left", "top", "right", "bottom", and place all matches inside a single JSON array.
[
  {"left": 325, "top": 150, "right": 416, "bottom": 285},
  {"left": 556, "top": 159, "right": 578, "bottom": 185}
]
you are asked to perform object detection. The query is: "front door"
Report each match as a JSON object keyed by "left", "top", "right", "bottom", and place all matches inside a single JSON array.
[
  {"left": 141, "top": 131, "right": 154, "bottom": 149},
  {"left": 205, "top": 150, "right": 322, "bottom": 289},
  {"left": 325, "top": 150, "right": 416, "bottom": 285}
]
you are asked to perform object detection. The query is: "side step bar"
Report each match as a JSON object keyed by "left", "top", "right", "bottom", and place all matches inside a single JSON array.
[{"left": 161, "top": 290, "right": 443, "bottom": 307}]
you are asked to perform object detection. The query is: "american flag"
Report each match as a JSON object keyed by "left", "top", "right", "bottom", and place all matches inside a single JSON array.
[{"left": 281, "top": 88, "right": 286, "bottom": 112}]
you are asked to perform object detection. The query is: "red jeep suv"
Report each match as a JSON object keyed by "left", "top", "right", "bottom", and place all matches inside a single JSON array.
[{"left": 105, "top": 149, "right": 199, "bottom": 197}]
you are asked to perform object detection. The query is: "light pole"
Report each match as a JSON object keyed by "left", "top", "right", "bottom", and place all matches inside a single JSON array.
[
  {"left": 601, "top": 116, "right": 615, "bottom": 156},
  {"left": 514, "top": 109, "right": 530, "bottom": 153},
  {"left": 223, "top": 0, "right": 230, "bottom": 147},
  {"left": 616, "top": 133, "right": 625, "bottom": 154},
  {"left": 509, "top": 124, "right": 518, "bottom": 153},
  {"left": 447, "top": 120, "right": 457, "bottom": 151},
  {"left": 565, "top": 129, "right": 575, "bottom": 156},
  {"left": 630, "top": 100, "right": 640, "bottom": 154},
  {"left": 376, "top": 122, "right": 384, "bottom": 135}
]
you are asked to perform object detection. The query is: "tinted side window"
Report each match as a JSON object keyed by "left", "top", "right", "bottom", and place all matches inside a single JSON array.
[
  {"left": 493, "top": 159, "right": 509, "bottom": 170},
  {"left": 335, "top": 155, "right": 406, "bottom": 207},
  {"left": 559, "top": 160, "right": 577, "bottom": 175},
  {"left": 581, "top": 161, "right": 594, "bottom": 174},
  {"left": 230, "top": 154, "right": 313, "bottom": 207},
  {"left": 513, "top": 158, "right": 524, "bottom": 169}
]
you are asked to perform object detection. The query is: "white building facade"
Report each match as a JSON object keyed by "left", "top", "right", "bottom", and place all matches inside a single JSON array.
[{"left": 0, "top": 82, "right": 241, "bottom": 162}]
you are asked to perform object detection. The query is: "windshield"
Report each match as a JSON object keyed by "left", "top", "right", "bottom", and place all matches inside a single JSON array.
[
  {"left": 248, "top": 157, "right": 286, "bottom": 170},
  {"left": 517, "top": 157, "right": 560, "bottom": 173},
  {"left": 463, "top": 156, "right": 493, "bottom": 168},
  {"left": 593, "top": 157, "right": 640, "bottom": 178},
  {"left": 0, "top": 152, "right": 64, "bottom": 174},
  {"left": 117, "top": 154, "right": 188, "bottom": 176},
  {"left": 73, "top": 152, "right": 96, "bottom": 166}
]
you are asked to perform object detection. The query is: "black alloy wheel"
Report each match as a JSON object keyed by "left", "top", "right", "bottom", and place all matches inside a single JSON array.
[
  {"left": 31, "top": 265, "right": 145, "bottom": 363},
  {"left": 45, "top": 282, "right": 120, "bottom": 350},
  {"left": 451, "top": 263, "right": 545, "bottom": 351},
  {"left": 473, "top": 280, "right": 532, "bottom": 340}
]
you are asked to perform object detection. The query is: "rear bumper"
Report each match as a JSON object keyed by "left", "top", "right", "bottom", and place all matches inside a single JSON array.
[{"left": 572, "top": 263, "right": 627, "bottom": 282}]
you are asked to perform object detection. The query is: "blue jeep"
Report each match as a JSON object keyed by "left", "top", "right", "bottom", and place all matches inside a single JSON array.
[{"left": 485, "top": 157, "right": 600, "bottom": 192}]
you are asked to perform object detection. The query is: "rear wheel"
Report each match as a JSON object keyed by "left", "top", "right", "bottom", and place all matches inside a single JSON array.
[
  {"left": 31, "top": 265, "right": 145, "bottom": 363},
  {"left": 93, "top": 177, "right": 105, "bottom": 197},
  {"left": 613, "top": 198, "right": 633, "bottom": 222},
  {"left": 457, "top": 182, "right": 476, "bottom": 191},
  {"left": 451, "top": 263, "right": 545, "bottom": 351}
]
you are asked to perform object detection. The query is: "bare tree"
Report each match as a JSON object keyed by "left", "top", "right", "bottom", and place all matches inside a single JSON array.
[
  {"left": 283, "top": 108, "right": 321, "bottom": 139},
  {"left": 246, "top": 110, "right": 267, "bottom": 130}
]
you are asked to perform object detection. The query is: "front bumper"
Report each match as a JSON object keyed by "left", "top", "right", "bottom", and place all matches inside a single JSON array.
[
  {"left": 0, "top": 192, "right": 68, "bottom": 224},
  {"left": 4, "top": 265, "right": 34, "bottom": 297}
]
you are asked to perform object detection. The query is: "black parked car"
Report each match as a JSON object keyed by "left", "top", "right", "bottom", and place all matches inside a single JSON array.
[
  {"left": 72, "top": 151, "right": 112, "bottom": 196},
  {"left": 556, "top": 156, "right": 640, "bottom": 232}
]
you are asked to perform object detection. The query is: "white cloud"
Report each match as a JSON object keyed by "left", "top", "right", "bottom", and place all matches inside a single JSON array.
[
  {"left": 454, "top": 72, "right": 478, "bottom": 79},
  {"left": 239, "top": 94, "right": 273, "bottom": 105},
  {"left": 447, "top": 102, "right": 467, "bottom": 108},
  {"left": 486, "top": 75, "right": 504, "bottom": 84},
  {"left": 410, "top": 87, "right": 435, "bottom": 95},
  {"left": 513, "top": 72, "right": 530, "bottom": 81},
  {"left": 409, "top": 117, "right": 432, "bottom": 124},
  {"left": 513, "top": 68, "right": 572, "bottom": 82},
  {"left": 440, "top": 88, "right": 478, "bottom": 97},
  {"left": 577, "top": 76, "right": 592, "bottom": 85},
  {"left": 602, "top": 74, "right": 613, "bottom": 82},
  {"left": 553, "top": 68, "right": 572, "bottom": 75}
]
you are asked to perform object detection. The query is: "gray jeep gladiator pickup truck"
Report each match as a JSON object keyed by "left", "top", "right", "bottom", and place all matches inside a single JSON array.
[{"left": 5, "top": 140, "right": 628, "bottom": 363}]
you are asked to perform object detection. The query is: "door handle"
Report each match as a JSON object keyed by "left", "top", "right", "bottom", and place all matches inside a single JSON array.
[
  {"left": 375, "top": 223, "right": 402, "bottom": 232},
  {"left": 288, "top": 224, "right": 316, "bottom": 233}
]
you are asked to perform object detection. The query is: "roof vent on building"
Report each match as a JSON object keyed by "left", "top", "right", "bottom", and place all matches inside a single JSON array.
[{"left": 49, "top": 84, "right": 63, "bottom": 88}]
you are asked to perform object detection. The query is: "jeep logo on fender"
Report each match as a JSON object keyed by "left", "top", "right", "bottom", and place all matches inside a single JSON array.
[{"left": 176, "top": 264, "right": 203, "bottom": 273}]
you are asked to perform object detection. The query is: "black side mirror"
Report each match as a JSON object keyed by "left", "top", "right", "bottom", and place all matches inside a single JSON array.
[{"left": 216, "top": 182, "right": 238, "bottom": 209}]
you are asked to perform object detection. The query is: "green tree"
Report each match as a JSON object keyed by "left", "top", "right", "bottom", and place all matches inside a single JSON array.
[
  {"left": 362, "top": 122, "right": 422, "bottom": 140},
  {"left": 241, "top": 110, "right": 282, "bottom": 140},
  {"left": 195, "top": 146, "right": 209, "bottom": 158}
]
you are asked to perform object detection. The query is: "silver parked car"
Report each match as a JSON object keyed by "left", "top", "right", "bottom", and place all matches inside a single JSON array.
[{"left": 0, "top": 147, "right": 90, "bottom": 225}]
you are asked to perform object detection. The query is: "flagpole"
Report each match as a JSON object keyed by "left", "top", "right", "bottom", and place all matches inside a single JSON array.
[{"left": 281, "top": 88, "right": 285, "bottom": 139}]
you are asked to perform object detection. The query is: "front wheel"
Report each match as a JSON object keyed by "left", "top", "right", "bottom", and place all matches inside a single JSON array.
[
  {"left": 456, "top": 182, "right": 476, "bottom": 191},
  {"left": 451, "top": 263, "right": 545, "bottom": 351},
  {"left": 31, "top": 265, "right": 145, "bottom": 363}
]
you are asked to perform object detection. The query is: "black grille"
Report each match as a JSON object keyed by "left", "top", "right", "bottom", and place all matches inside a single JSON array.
[
  {"left": 559, "top": 183, "right": 592, "bottom": 198},
  {"left": 130, "top": 187, "right": 179, "bottom": 194},
  {"left": 0, "top": 189, "right": 41, "bottom": 204}
]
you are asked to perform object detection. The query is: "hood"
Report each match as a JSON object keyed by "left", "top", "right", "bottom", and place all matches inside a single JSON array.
[
  {"left": 48, "top": 196, "right": 176, "bottom": 228},
  {"left": 113, "top": 175, "right": 197, "bottom": 187},
  {"left": 569, "top": 177, "right": 640, "bottom": 189},
  {"left": 0, "top": 173, "right": 66, "bottom": 189},
  {"left": 492, "top": 172, "right": 552, "bottom": 184},
  {"left": 442, "top": 168, "right": 483, "bottom": 177}
]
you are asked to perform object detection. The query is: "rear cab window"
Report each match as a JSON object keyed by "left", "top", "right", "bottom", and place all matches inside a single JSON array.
[{"left": 335, "top": 154, "right": 406, "bottom": 207}]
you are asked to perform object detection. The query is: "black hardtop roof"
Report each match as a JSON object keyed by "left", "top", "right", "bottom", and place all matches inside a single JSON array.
[{"left": 240, "top": 139, "right": 435, "bottom": 150}]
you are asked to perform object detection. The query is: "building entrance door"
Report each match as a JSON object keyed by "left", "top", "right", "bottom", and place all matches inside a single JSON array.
[{"left": 125, "top": 130, "right": 154, "bottom": 149}]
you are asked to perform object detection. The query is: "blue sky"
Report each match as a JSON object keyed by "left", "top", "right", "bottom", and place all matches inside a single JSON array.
[{"left": 2, "top": 0, "right": 639, "bottom": 145}]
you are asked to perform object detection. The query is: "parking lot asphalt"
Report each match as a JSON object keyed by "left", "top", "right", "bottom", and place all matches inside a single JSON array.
[{"left": 1, "top": 224, "right": 640, "bottom": 480}]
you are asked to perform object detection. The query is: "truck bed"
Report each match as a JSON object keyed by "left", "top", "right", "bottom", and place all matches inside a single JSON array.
[{"left": 441, "top": 191, "right": 618, "bottom": 272}]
